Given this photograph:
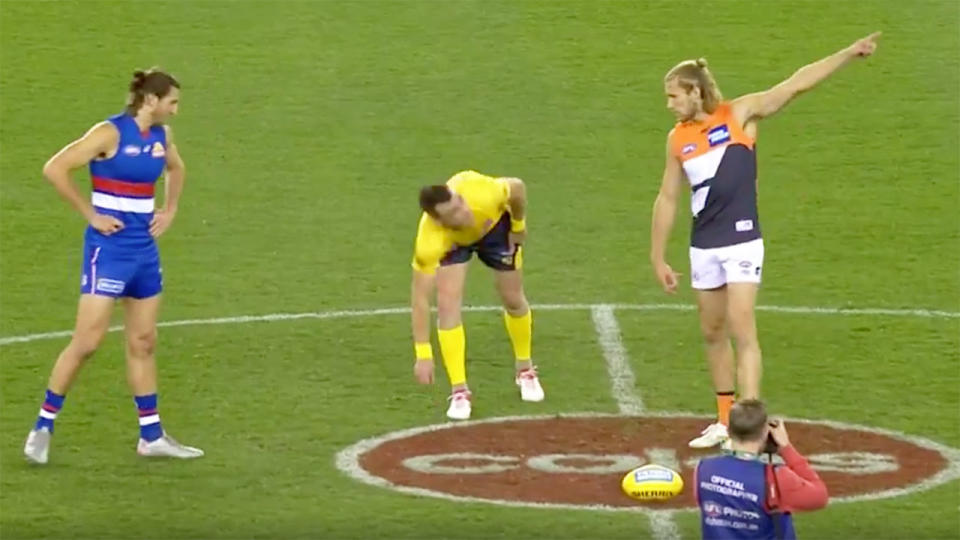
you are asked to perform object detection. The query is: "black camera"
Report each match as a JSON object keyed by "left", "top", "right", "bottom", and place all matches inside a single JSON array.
[{"left": 762, "top": 421, "right": 780, "bottom": 454}]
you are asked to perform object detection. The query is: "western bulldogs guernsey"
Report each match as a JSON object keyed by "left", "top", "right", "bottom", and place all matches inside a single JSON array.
[{"left": 81, "top": 113, "right": 166, "bottom": 298}]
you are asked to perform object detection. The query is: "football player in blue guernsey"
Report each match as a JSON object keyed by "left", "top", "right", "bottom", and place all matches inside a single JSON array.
[{"left": 24, "top": 68, "right": 203, "bottom": 463}]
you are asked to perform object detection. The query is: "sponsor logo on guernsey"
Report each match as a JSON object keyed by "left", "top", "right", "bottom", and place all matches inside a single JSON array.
[
  {"left": 707, "top": 125, "right": 731, "bottom": 147},
  {"left": 151, "top": 142, "right": 166, "bottom": 158},
  {"left": 735, "top": 219, "right": 754, "bottom": 232},
  {"left": 122, "top": 144, "right": 142, "bottom": 157},
  {"left": 682, "top": 143, "right": 697, "bottom": 155}
]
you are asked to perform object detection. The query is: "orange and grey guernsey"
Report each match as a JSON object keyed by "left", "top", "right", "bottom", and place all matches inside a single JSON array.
[{"left": 669, "top": 102, "right": 761, "bottom": 249}]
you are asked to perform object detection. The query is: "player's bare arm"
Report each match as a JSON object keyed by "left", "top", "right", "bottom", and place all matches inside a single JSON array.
[
  {"left": 502, "top": 177, "right": 526, "bottom": 251},
  {"left": 151, "top": 125, "right": 186, "bottom": 238},
  {"left": 43, "top": 122, "right": 124, "bottom": 235},
  {"left": 649, "top": 134, "right": 685, "bottom": 294},
  {"left": 732, "top": 32, "right": 881, "bottom": 125},
  {"left": 411, "top": 269, "right": 436, "bottom": 384}
]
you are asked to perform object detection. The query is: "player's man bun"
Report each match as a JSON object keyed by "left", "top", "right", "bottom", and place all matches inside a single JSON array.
[
  {"left": 126, "top": 67, "right": 181, "bottom": 114},
  {"left": 130, "top": 70, "right": 148, "bottom": 92},
  {"left": 664, "top": 58, "right": 724, "bottom": 114}
]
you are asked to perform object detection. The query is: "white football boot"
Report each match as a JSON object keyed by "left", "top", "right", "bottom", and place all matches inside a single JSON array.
[
  {"left": 446, "top": 390, "right": 472, "bottom": 420},
  {"left": 516, "top": 367, "right": 545, "bottom": 402},
  {"left": 24, "top": 428, "right": 52, "bottom": 465},
  {"left": 688, "top": 422, "right": 729, "bottom": 449},
  {"left": 137, "top": 433, "right": 204, "bottom": 459}
]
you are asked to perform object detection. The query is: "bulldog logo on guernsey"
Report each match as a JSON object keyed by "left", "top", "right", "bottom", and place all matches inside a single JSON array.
[{"left": 337, "top": 414, "right": 960, "bottom": 512}]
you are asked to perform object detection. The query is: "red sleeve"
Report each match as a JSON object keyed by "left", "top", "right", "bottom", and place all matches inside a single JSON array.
[{"left": 774, "top": 445, "right": 829, "bottom": 512}]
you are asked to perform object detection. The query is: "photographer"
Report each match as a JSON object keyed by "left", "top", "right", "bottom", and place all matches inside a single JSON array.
[{"left": 694, "top": 399, "right": 829, "bottom": 539}]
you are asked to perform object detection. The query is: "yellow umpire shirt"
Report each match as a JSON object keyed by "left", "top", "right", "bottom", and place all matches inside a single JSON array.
[{"left": 412, "top": 170, "right": 510, "bottom": 274}]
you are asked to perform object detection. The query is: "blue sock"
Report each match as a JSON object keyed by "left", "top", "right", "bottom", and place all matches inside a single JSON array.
[
  {"left": 34, "top": 389, "right": 66, "bottom": 433},
  {"left": 134, "top": 394, "right": 163, "bottom": 442}
]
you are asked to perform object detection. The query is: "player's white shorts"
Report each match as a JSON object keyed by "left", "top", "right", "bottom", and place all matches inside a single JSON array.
[{"left": 689, "top": 238, "right": 764, "bottom": 290}]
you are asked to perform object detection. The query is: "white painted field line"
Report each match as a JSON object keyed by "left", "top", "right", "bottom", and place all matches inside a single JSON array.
[
  {"left": 0, "top": 307, "right": 413, "bottom": 346},
  {"left": 649, "top": 510, "right": 682, "bottom": 540},
  {"left": 2, "top": 302, "right": 957, "bottom": 347},
  {"left": 590, "top": 304, "right": 645, "bottom": 415},
  {"left": 590, "top": 304, "right": 679, "bottom": 540}
]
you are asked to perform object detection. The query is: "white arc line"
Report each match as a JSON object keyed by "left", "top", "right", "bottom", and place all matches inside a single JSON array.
[{"left": 334, "top": 412, "right": 960, "bottom": 514}]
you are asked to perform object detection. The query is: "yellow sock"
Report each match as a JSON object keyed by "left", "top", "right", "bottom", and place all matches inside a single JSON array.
[
  {"left": 503, "top": 309, "right": 532, "bottom": 361},
  {"left": 438, "top": 325, "right": 466, "bottom": 386}
]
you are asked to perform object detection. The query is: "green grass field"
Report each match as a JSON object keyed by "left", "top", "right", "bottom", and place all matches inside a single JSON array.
[{"left": 1, "top": 1, "right": 958, "bottom": 539}]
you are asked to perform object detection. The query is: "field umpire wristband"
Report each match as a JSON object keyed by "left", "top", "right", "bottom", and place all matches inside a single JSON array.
[{"left": 414, "top": 342, "right": 433, "bottom": 360}]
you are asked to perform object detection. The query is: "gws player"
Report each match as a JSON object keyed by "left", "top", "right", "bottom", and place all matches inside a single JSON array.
[{"left": 650, "top": 33, "right": 881, "bottom": 448}]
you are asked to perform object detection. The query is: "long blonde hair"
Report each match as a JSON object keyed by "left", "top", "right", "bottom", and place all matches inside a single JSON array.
[{"left": 664, "top": 58, "right": 723, "bottom": 114}]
